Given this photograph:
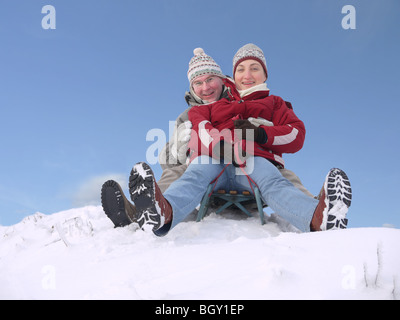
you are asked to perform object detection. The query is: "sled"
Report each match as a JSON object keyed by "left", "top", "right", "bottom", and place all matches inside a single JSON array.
[{"left": 196, "top": 183, "right": 266, "bottom": 225}]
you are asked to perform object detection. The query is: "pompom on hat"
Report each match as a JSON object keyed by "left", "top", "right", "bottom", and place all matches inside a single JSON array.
[
  {"left": 187, "top": 48, "right": 224, "bottom": 84},
  {"left": 232, "top": 43, "right": 268, "bottom": 79}
]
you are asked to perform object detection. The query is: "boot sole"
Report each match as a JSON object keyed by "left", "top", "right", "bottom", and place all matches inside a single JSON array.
[
  {"left": 129, "top": 162, "right": 161, "bottom": 231},
  {"left": 101, "top": 180, "right": 133, "bottom": 228},
  {"left": 324, "top": 168, "right": 352, "bottom": 230}
]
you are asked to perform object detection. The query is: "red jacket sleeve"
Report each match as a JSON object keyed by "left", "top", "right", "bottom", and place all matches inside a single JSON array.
[
  {"left": 188, "top": 104, "right": 233, "bottom": 159},
  {"left": 260, "top": 96, "right": 306, "bottom": 154}
]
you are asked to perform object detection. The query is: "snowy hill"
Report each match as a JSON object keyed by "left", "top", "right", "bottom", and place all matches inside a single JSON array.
[{"left": 0, "top": 205, "right": 399, "bottom": 300}]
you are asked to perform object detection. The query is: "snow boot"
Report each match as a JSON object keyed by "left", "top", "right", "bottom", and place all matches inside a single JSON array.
[
  {"left": 129, "top": 162, "right": 173, "bottom": 231},
  {"left": 311, "top": 168, "right": 352, "bottom": 231},
  {"left": 101, "top": 180, "right": 137, "bottom": 227}
]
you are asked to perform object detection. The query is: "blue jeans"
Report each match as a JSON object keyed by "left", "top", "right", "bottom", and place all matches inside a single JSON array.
[{"left": 157, "top": 156, "right": 319, "bottom": 236}]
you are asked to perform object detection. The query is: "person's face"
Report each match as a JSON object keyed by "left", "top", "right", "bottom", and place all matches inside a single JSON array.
[
  {"left": 234, "top": 59, "right": 267, "bottom": 90},
  {"left": 192, "top": 75, "right": 224, "bottom": 102}
]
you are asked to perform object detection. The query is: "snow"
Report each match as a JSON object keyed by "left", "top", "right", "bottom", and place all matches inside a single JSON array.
[{"left": 0, "top": 205, "right": 399, "bottom": 300}]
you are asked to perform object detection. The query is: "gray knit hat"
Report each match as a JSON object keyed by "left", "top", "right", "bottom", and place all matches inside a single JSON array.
[
  {"left": 187, "top": 48, "right": 224, "bottom": 84},
  {"left": 232, "top": 43, "right": 268, "bottom": 79}
]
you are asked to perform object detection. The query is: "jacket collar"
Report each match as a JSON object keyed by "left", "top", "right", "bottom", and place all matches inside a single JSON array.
[{"left": 238, "top": 83, "right": 270, "bottom": 98}]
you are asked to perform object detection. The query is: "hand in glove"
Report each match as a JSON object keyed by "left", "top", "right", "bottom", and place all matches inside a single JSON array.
[
  {"left": 247, "top": 117, "right": 274, "bottom": 127},
  {"left": 171, "top": 120, "right": 192, "bottom": 164},
  {"left": 234, "top": 119, "right": 267, "bottom": 144}
]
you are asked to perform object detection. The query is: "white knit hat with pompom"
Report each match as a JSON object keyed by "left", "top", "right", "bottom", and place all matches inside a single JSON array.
[
  {"left": 187, "top": 48, "right": 224, "bottom": 84},
  {"left": 232, "top": 43, "right": 268, "bottom": 79}
]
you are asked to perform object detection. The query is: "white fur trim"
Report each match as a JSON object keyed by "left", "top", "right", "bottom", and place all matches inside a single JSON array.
[{"left": 238, "top": 83, "right": 269, "bottom": 98}]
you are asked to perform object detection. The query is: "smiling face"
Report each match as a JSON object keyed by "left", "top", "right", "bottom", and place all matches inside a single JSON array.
[
  {"left": 192, "top": 74, "right": 224, "bottom": 102},
  {"left": 234, "top": 59, "right": 267, "bottom": 90}
]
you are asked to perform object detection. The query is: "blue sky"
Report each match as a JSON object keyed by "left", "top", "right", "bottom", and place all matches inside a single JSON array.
[{"left": 0, "top": 0, "right": 399, "bottom": 228}]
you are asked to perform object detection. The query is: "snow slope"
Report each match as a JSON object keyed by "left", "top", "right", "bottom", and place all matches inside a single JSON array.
[{"left": 0, "top": 205, "right": 399, "bottom": 300}]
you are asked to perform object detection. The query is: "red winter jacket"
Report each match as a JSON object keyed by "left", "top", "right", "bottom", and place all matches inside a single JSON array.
[{"left": 187, "top": 79, "right": 305, "bottom": 167}]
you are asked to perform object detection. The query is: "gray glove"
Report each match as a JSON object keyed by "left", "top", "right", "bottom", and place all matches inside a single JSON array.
[
  {"left": 247, "top": 117, "right": 274, "bottom": 127},
  {"left": 171, "top": 120, "right": 192, "bottom": 164}
]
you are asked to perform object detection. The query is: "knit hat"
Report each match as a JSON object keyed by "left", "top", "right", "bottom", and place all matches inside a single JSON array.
[
  {"left": 232, "top": 43, "right": 268, "bottom": 79},
  {"left": 187, "top": 48, "right": 224, "bottom": 84}
]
